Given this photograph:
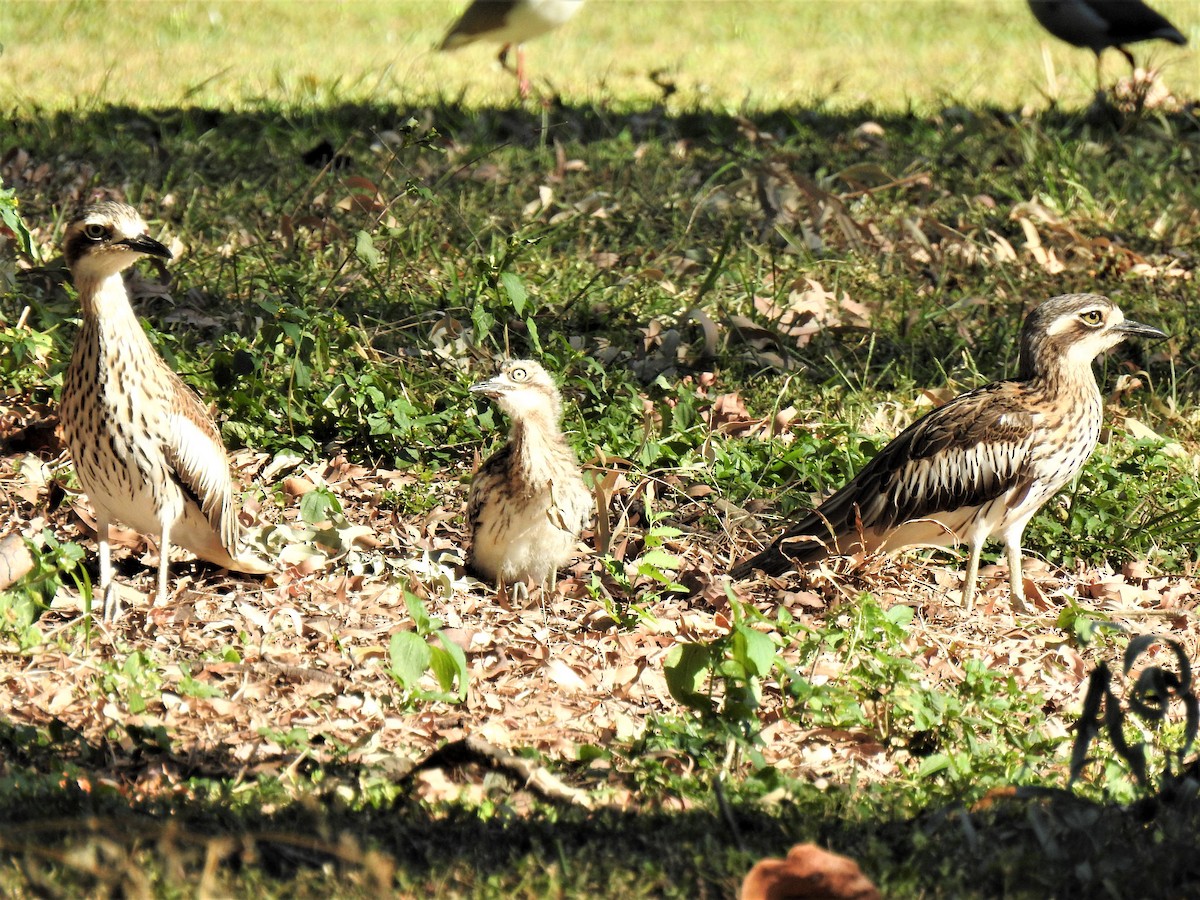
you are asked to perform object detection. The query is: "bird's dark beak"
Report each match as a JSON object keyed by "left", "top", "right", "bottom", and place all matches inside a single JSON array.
[
  {"left": 120, "top": 234, "right": 173, "bottom": 260},
  {"left": 1118, "top": 319, "right": 1167, "bottom": 341}
]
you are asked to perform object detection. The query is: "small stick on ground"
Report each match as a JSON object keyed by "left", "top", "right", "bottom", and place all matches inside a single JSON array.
[{"left": 402, "top": 736, "right": 593, "bottom": 809}]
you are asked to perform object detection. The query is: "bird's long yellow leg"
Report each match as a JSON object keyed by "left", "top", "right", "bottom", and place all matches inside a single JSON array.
[{"left": 496, "top": 43, "right": 531, "bottom": 99}]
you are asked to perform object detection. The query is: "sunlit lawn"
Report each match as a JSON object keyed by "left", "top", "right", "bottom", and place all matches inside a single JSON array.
[{"left": 1, "top": 0, "right": 1196, "bottom": 111}]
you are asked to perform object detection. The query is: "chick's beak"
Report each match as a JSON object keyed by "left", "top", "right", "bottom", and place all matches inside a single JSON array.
[
  {"left": 120, "top": 234, "right": 173, "bottom": 260},
  {"left": 1118, "top": 319, "right": 1167, "bottom": 341},
  {"left": 470, "top": 377, "right": 506, "bottom": 398}
]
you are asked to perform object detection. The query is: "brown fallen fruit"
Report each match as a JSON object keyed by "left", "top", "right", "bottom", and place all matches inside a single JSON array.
[{"left": 740, "top": 843, "right": 880, "bottom": 900}]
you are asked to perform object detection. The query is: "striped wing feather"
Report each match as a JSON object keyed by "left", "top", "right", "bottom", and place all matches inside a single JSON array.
[
  {"left": 468, "top": 445, "right": 513, "bottom": 535},
  {"left": 734, "top": 383, "right": 1037, "bottom": 577},
  {"left": 162, "top": 371, "right": 238, "bottom": 553}
]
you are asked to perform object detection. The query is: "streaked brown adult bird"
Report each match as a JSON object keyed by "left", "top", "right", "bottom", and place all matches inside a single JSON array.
[
  {"left": 732, "top": 294, "right": 1166, "bottom": 612},
  {"left": 60, "top": 201, "right": 271, "bottom": 620},
  {"left": 1027, "top": 0, "right": 1188, "bottom": 86},
  {"left": 439, "top": 0, "right": 585, "bottom": 97},
  {"left": 467, "top": 359, "right": 592, "bottom": 588}
]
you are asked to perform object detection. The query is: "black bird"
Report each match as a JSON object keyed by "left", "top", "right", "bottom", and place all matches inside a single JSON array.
[{"left": 1027, "top": 0, "right": 1188, "bottom": 86}]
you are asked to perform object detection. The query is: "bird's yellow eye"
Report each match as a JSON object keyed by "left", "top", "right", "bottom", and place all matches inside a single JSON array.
[
  {"left": 510, "top": 367, "right": 528, "bottom": 381},
  {"left": 1080, "top": 309, "right": 1104, "bottom": 326},
  {"left": 83, "top": 223, "right": 107, "bottom": 241}
]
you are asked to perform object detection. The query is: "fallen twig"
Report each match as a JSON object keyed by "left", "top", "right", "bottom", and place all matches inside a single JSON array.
[{"left": 403, "top": 736, "right": 594, "bottom": 809}]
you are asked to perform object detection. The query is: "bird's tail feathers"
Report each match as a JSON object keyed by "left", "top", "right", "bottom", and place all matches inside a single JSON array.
[
  {"left": 178, "top": 529, "right": 273, "bottom": 576},
  {"left": 730, "top": 519, "right": 838, "bottom": 579}
]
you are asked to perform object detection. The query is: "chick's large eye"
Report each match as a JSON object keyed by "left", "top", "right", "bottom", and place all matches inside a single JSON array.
[
  {"left": 510, "top": 367, "right": 528, "bottom": 381},
  {"left": 1080, "top": 309, "right": 1103, "bottom": 326},
  {"left": 82, "top": 224, "right": 107, "bottom": 241}
]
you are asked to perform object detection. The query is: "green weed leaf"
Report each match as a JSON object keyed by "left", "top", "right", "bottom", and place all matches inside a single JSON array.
[
  {"left": 500, "top": 272, "right": 528, "bottom": 316},
  {"left": 299, "top": 486, "right": 343, "bottom": 523},
  {"left": 0, "top": 185, "right": 36, "bottom": 259},
  {"left": 431, "top": 634, "right": 469, "bottom": 701},
  {"left": 665, "top": 643, "right": 714, "bottom": 713},
  {"left": 355, "top": 230, "right": 382, "bottom": 269},
  {"left": 732, "top": 625, "right": 776, "bottom": 678},
  {"left": 389, "top": 632, "right": 431, "bottom": 687}
]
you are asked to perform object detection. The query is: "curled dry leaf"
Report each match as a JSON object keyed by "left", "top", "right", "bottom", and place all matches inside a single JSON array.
[
  {"left": 0, "top": 533, "right": 34, "bottom": 591},
  {"left": 708, "top": 392, "right": 751, "bottom": 433},
  {"left": 772, "top": 406, "right": 797, "bottom": 437},
  {"left": 753, "top": 278, "right": 870, "bottom": 349},
  {"left": 283, "top": 475, "right": 317, "bottom": 498}
]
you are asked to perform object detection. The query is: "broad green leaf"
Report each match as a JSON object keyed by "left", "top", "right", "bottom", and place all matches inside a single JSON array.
[
  {"left": 431, "top": 634, "right": 469, "bottom": 701},
  {"left": 917, "top": 753, "right": 953, "bottom": 778},
  {"left": 665, "top": 643, "right": 714, "bottom": 713},
  {"left": 499, "top": 272, "right": 528, "bottom": 315},
  {"left": 389, "top": 632, "right": 431, "bottom": 688},
  {"left": 355, "top": 230, "right": 382, "bottom": 269},
  {"left": 637, "top": 548, "right": 680, "bottom": 571},
  {"left": 405, "top": 591, "right": 435, "bottom": 634},
  {"left": 299, "top": 488, "right": 340, "bottom": 524},
  {"left": 733, "top": 624, "right": 776, "bottom": 678}
]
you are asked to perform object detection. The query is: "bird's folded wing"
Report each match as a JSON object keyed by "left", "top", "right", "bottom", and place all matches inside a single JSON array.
[
  {"left": 735, "top": 385, "right": 1046, "bottom": 577},
  {"left": 163, "top": 380, "right": 238, "bottom": 551},
  {"left": 831, "top": 385, "right": 1039, "bottom": 534},
  {"left": 441, "top": 1, "right": 515, "bottom": 48},
  {"left": 1094, "top": 1, "right": 1185, "bottom": 42}
]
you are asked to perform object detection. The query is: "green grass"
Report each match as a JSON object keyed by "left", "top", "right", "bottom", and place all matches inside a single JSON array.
[
  {"left": 3, "top": 0, "right": 1200, "bottom": 896},
  {"left": 1, "top": 0, "right": 1197, "bottom": 110}
]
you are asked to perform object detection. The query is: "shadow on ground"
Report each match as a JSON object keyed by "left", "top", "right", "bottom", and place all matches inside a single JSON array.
[{"left": 2, "top": 716, "right": 1200, "bottom": 897}]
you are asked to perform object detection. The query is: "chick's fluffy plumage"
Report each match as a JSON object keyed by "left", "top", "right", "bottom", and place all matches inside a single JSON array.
[{"left": 467, "top": 359, "right": 591, "bottom": 585}]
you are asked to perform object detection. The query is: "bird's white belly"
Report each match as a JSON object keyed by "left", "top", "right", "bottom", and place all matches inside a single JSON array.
[
  {"left": 877, "top": 504, "right": 983, "bottom": 552},
  {"left": 499, "top": 0, "right": 583, "bottom": 43}
]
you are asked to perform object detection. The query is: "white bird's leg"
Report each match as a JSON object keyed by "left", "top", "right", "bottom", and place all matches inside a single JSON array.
[
  {"left": 1006, "top": 535, "right": 1027, "bottom": 613},
  {"left": 511, "top": 579, "right": 529, "bottom": 607},
  {"left": 95, "top": 510, "right": 112, "bottom": 592},
  {"left": 538, "top": 571, "right": 558, "bottom": 624},
  {"left": 961, "top": 534, "right": 985, "bottom": 614},
  {"left": 155, "top": 519, "right": 172, "bottom": 607},
  {"left": 95, "top": 508, "right": 117, "bottom": 622}
]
